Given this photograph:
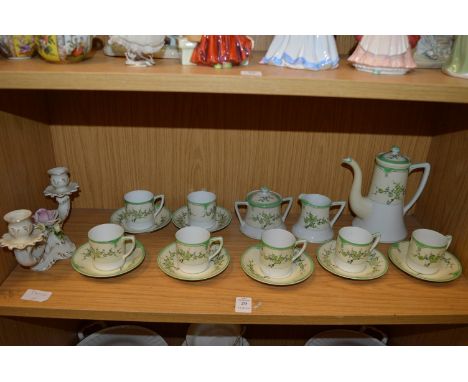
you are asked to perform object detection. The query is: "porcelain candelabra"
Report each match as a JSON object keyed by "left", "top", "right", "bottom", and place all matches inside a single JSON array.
[{"left": 0, "top": 167, "right": 79, "bottom": 271}]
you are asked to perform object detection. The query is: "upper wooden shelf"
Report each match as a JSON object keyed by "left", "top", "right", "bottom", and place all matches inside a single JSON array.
[
  {"left": 0, "top": 209, "right": 467, "bottom": 325},
  {"left": 0, "top": 51, "right": 467, "bottom": 103}
]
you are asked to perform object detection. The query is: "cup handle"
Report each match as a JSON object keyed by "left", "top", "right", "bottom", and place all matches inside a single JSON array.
[
  {"left": 234, "top": 201, "right": 248, "bottom": 226},
  {"left": 369, "top": 233, "right": 381, "bottom": 254},
  {"left": 292, "top": 240, "right": 307, "bottom": 262},
  {"left": 445, "top": 235, "right": 452, "bottom": 250},
  {"left": 281, "top": 197, "right": 294, "bottom": 222},
  {"left": 329, "top": 201, "right": 346, "bottom": 228},
  {"left": 208, "top": 236, "right": 224, "bottom": 261},
  {"left": 122, "top": 235, "right": 136, "bottom": 260},
  {"left": 153, "top": 194, "right": 165, "bottom": 219}
]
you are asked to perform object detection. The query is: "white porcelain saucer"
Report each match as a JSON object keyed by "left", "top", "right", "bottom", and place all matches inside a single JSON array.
[
  {"left": 172, "top": 206, "right": 232, "bottom": 232},
  {"left": 157, "top": 242, "right": 230, "bottom": 281},
  {"left": 0, "top": 228, "right": 44, "bottom": 250},
  {"left": 316, "top": 240, "right": 388, "bottom": 280},
  {"left": 388, "top": 240, "right": 462, "bottom": 282},
  {"left": 77, "top": 325, "right": 168, "bottom": 346},
  {"left": 182, "top": 324, "right": 249, "bottom": 346},
  {"left": 110, "top": 206, "right": 171, "bottom": 234},
  {"left": 240, "top": 245, "right": 314, "bottom": 286},
  {"left": 71, "top": 240, "right": 145, "bottom": 278},
  {"left": 353, "top": 63, "right": 410, "bottom": 75},
  {"left": 44, "top": 182, "right": 79, "bottom": 197}
]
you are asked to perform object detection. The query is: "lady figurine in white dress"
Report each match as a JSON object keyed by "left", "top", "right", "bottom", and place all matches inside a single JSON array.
[
  {"left": 348, "top": 35, "right": 419, "bottom": 75},
  {"left": 260, "top": 35, "right": 339, "bottom": 71}
]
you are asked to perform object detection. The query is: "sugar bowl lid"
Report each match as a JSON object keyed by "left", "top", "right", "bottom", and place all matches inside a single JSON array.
[
  {"left": 246, "top": 187, "right": 282, "bottom": 208},
  {"left": 376, "top": 146, "right": 411, "bottom": 169}
]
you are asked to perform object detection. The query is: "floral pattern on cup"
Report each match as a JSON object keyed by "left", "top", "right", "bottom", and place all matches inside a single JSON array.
[
  {"left": 187, "top": 191, "right": 217, "bottom": 229},
  {"left": 124, "top": 190, "right": 164, "bottom": 231}
]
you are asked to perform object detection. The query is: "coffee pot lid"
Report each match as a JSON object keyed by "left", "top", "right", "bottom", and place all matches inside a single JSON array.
[
  {"left": 247, "top": 187, "right": 282, "bottom": 208},
  {"left": 376, "top": 146, "right": 410, "bottom": 169}
]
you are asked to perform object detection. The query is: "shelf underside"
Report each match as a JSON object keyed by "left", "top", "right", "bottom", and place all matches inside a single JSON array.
[
  {"left": 0, "top": 52, "right": 467, "bottom": 103},
  {"left": 0, "top": 209, "right": 467, "bottom": 325}
]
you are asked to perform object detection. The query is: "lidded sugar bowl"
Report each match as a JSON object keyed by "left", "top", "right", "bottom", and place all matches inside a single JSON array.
[{"left": 235, "top": 187, "right": 293, "bottom": 239}]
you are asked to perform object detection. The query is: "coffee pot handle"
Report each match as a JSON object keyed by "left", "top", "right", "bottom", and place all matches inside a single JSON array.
[
  {"left": 281, "top": 197, "right": 294, "bottom": 222},
  {"left": 404, "top": 163, "right": 431, "bottom": 215},
  {"left": 153, "top": 194, "right": 165, "bottom": 219},
  {"left": 234, "top": 201, "right": 248, "bottom": 226},
  {"left": 329, "top": 201, "right": 346, "bottom": 227}
]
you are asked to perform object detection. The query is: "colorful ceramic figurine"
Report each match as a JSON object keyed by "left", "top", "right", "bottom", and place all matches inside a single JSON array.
[
  {"left": 261, "top": 35, "right": 339, "bottom": 71},
  {"left": 108, "top": 35, "right": 166, "bottom": 67},
  {"left": 0, "top": 35, "right": 36, "bottom": 59},
  {"left": 442, "top": 36, "right": 468, "bottom": 79},
  {"left": 414, "top": 35, "right": 453, "bottom": 68},
  {"left": 348, "top": 35, "right": 419, "bottom": 75},
  {"left": 190, "top": 35, "right": 254, "bottom": 68}
]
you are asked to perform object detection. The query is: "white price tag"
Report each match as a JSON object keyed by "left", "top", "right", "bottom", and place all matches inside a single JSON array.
[
  {"left": 240, "top": 70, "right": 263, "bottom": 77},
  {"left": 235, "top": 297, "right": 252, "bottom": 313},
  {"left": 21, "top": 289, "right": 52, "bottom": 302}
]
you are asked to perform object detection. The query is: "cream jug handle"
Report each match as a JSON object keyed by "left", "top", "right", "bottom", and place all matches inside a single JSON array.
[
  {"left": 403, "top": 163, "right": 431, "bottom": 215},
  {"left": 234, "top": 201, "right": 248, "bottom": 226},
  {"left": 281, "top": 197, "right": 293, "bottom": 222},
  {"left": 329, "top": 201, "right": 346, "bottom": 227}
]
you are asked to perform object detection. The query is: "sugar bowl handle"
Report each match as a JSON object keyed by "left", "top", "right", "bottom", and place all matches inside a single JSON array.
[
  {"left": 234, "top": 201, "right": 248, "bottom": 226},
  {"left": 281, "top": 197, "right": 293, "bottom": 222}
]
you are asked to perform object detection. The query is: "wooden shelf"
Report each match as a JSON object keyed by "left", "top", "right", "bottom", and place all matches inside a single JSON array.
[
  {"left": 0, "top": 208, "right": 467, "bottom": 325},
  {"left": 0, "top": 51, "right": 467, "bottom": 103}
]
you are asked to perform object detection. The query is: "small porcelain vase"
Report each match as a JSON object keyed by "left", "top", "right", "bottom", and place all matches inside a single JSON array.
[
  {"left": 442, "top": 35, "right": 468, "bottom": 79},
  {"left": 292, "top": 194, "right": 346, "bottom": 243}
]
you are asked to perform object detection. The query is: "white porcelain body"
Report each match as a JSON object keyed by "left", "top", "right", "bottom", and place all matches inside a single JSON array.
[
  {"left": 175, "top": 226, "right": 223, "bottom": 274},
  {"left": 334, "top": 226, "right": 380, "bottom": 273},
  {"left": 292, "top": 194, "right": 346, "bottom": 243},
  {"left": 187, "top": 191, "right": 217, "bottom": 229},
  {"left": 48, "top": 167, "right": 70, "bottom": 192},
  {"left": 88, "top": 224, "right": 135, "bottom": 271},
  {"left": 4, "top": 209, "right": 33, "bottom": 239},
  {"left": 124, "top": 190, "right": 164, "bottom": 230},
  {"left": 259, "top": 228, "right": 307, "bottom": 278},
  {"left": 178, "top": 38, "right": 197, "bottom": 65},
  {"left": 406, "top": 229, "right": 452, "bottom": 275}
]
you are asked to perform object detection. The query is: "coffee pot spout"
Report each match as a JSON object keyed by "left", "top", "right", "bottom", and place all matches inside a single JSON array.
[{"left": 342, "top": 157, "right": 372, "bottom": 219}]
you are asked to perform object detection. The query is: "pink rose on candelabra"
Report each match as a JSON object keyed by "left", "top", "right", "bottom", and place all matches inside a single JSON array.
[{"left": 34, "top": 208, "right": 59, "bottom": 226}]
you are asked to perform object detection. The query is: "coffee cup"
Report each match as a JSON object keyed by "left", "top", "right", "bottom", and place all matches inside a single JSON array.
[
  {"left": 88, "top": 223, "right": 136, "bottom": 271},
  {"left": 124, "top": 190, "right": 165, "bottom": 230},
  {"left": 259, "top": 228, "right": 307, "bottom": 278},
  {"left": 334, "top": 226, "right": 380, "bottom": 273},
  {"left": 187, "top": 190, "right": 217, "bottom": 229},
  {"left": 175, "top": 226, "right": 223, "bottom": 274},
  {"left": 406, "top": 228, "right": 452, "bottom": 275}
]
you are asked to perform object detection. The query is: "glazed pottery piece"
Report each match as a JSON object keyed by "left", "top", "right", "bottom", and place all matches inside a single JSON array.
[
  {"left": 405, "top": 229, "right": 452, "bottom": 275},
  {"left": 235, "top": 187, "right": 293, "bottom": 240},
  {"left": 260, "top": 228, "right": 307, "bottom": 278},
  {"left": 174, "top": 226, "right": 223, "bottom": 274},
  {"left": 343, "top": 146, "right": 431, "bottom": 243},
  {"left": 4, "top": 209, "right": 34, "bottom": 239},
  {"left": 123, "top": 190, "right": 165, "bottom": 231},
  {"left": 0, "top": 35, "right": 36, "bottom": 59},
  {"left": 241, "top": 245, "right": 313, "bottom": 286},
  {"left": 316, "top": 240, "right": 387, "bottom": 280},
  {"left": 292, "top": 194, "right": 346, "bottom": 243},
  {"left": 110, "top": 206, "right": 171, "bottom": 233},
  {"left": 184, "top": 324, "right": 246, "bottom": 346},
  {"left": 157, "top": 242, "right": 229, "bottom": 281},
  {"left": 187, "top": 190, "right": 217, "bottom": 229},
  {"left": 47, "top": 167, "right": 70, "bottom": 192},
  {"left": 108, "top": 35, "right": 165, "bottom": 66},
  {"left": 348, "top": 35, "right": 418, "bottom": 75},
  {"left": 87, "top": 224, "right": 136, "bottom": 272},
  {"left": 36, "top": 35, "right": 95, "bottom": 63},
  {"left": 388, "top": 241, "right": 462, "bottom": 282},
  {"left": 442, "top": 35, "right": 468, "bottom": 79},
  {"left": 72, "top": 239, "right": 145, "bottom": 278},
  {"left": 305, "top": 327, "right": 388, "bottom": 346},
  {"left": 77, "top": 324, "right": 167, "bottom": 346},
  {"left": 261, "top": 35, "right": 339, "bottom": 70},
  {"left": 172, "top": 206, "right": 231, "bottom": 232},
  {"left": 178, "top": 37, "right": 197, "bottom": 65},
  {"left": 414, "top": 35, "right": 453, "bottom": 68}
]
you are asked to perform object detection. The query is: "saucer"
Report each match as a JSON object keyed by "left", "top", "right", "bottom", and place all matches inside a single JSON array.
[
  {"left": 240, "top": 245, "right": 314, "bottom": 286},
  {"left": 110, "top": 206, "right": 171, "bottom": 234},
  {"left": 78, "top": 325, "right": 168, "bottom": 346},
  {"left": 44, "top": 182, "right": 79, "bottom": 197},
  {"left": 157, "top": 242, "right": 230, "bottom": 281},
  {"left": 71, "top": 240, "right": 145, "bottom": 278},
  {"left": 316, "top": 240, "right": 388, "bottom": 280},
  {"left": 172, "top": 206, "right": 232, "bottom": 232},
  {"left": 388, "top": 241, "right": 462, "bottom": 282},
  {"left": 353, "top": 64, "right": 410, "bottom": 75},
  {"left": 182, "top": 337, "right": 249, "bottom": 346},
  {"left": 183, "top": 323, "right": 249, "bottom": 346},
  {"left": 0, "top": 228, "right": 44, "bottom": 250}
]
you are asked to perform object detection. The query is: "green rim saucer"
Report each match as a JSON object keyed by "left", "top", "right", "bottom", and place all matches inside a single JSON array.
[
  {"left": 172, "top": 206, "right": 232, "bottom": 232},
  {"left": 110, "top": 206, "right": 171, "bottom": 234}
]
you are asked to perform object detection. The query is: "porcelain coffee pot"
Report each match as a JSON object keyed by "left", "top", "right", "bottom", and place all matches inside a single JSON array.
[
  {"left": 235, "top": 187, "right": 293, "bottom": 239},
  {"left": 343, "top": 146, "right": 430, "bottom": 243}
]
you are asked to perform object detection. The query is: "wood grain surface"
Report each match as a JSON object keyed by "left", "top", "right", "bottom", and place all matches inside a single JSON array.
[
  {"left": 0, "top": 51, "right": 467, "bottom": 103},
  {"left": 0, "top": 209, "right": 467, "bottom": 325}
]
